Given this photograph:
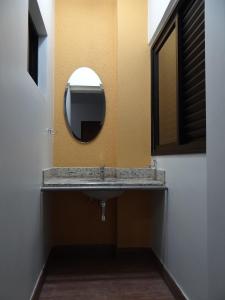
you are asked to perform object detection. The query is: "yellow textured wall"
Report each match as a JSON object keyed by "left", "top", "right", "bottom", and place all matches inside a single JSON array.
[
  {"left": 116, "top": 0, "right": 150, "bottom": 167},
  {"left": 54, "top": 0, "right": 117, "bottom": 167},
  {"left": 116, "top": 0, "right": 151, "bottom": 247},
  {"left": 53, "top": 0, "right": 151, "bottom": 248},
  {"left": 51, "top": 192, "right": 117, "bottom": 246}
]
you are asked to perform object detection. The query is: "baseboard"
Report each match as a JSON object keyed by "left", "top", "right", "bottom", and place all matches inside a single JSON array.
[
  {"left": 29, "top": 245, "right": 187, "bottom": 300},
  {"left": 151, "top": 250, "right": 188, "bottom": 300},
  {"left": 105, "top": 246, "right": 187, "bottom": 299},
  {"left": 29, "top": 266, "right": 45, "bottom": 300},
  {"left": 30, "top": 255, "right": 50, "bottom": 300}
]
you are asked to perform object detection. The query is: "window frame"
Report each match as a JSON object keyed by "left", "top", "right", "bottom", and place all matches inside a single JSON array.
[
  {"left": 28, "top": 13, "right": 39, "bottom": 85},
  {"left": 151, "top": 0, "right": 206, "bottom": 156},
  {"left": 27, "top": 0, "right": 47, "bottom": 87}
]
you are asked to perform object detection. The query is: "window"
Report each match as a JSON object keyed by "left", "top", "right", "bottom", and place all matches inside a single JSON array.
[
  {"left": 151, "top": 0, "right": 206, "bottom": 155},
  {"left": 28, "top": 0, "right": 47, "bottom": 86},
  {"left": 28, "top": 14, "right": 39, "bottom": 84}
]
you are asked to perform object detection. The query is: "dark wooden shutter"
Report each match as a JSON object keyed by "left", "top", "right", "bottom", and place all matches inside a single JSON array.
[{"left": 179, "top": 0, "right": 206, "bottom": 145}]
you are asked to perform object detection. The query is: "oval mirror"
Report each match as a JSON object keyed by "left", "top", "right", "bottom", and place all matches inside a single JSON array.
[{"left": 64, "top": 67, "right": 106, "bottom": 143}]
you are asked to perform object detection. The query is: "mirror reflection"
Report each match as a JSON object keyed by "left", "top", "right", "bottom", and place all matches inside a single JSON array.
[{"left": 64, "top": 67, "right": 106, "bottom": 143}]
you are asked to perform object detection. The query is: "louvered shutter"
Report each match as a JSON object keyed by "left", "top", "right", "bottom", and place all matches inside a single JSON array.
[{"left": 180, "top": 0, "right": 206, "bottom": 143}]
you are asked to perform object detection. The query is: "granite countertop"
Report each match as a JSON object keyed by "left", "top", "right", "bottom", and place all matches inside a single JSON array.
[{"left": 41, "top": 167, "right": 167, "bottom": 191}]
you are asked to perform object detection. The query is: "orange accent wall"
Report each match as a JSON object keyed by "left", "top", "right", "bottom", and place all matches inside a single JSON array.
[{"left": 53, "top": 0, "right": 151, "bottom": 247}]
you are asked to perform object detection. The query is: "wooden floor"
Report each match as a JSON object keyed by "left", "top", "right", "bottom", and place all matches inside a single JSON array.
[{"left": 38, "top": 248, "right": 176, "bottom": 300}]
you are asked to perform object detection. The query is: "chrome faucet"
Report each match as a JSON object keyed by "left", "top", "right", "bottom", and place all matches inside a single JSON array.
[
  {"left": 100, "top": 166, "right": 105, "bottom": 180},
  {"left": 151, "top": 159, "right": 157, "bottom": 180}
]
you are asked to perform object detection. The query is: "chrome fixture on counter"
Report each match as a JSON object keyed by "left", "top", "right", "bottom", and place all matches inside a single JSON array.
[
  {"left": 100, "top": 166, "right": 105, "bottom": 181},
  {"left": 151, "top": 159, "right": 157, "bottom": 180}
]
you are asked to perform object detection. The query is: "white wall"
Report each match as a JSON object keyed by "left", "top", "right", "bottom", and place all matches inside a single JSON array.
[
  {"left": 152, "top": 156, "right": 207, "bottom": 300},
  {"left": 0, "top": 1, "right": 54, "bottom": 299},
  {"left": 148, "top": 0, "right": 208, "bottom": 299},
  {"left": 38, "top": 0, "right": 55, "bottom": 134},
  {"left": 149, "top": 0, "right": 225, "bottom": 299},
  {"left": 205, "top": 0, "right": 225, "bottom": 298},
  {"left": 148, "top": 0, "right": 170, "bottom": 41}
]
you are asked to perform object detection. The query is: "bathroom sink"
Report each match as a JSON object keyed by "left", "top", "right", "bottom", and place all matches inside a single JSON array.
[
  {"left": 42, "top": 167, "right": 166, "bottom": 191},
  {"left": 41, "top": 167, "right": 166, "bottom": 222}
]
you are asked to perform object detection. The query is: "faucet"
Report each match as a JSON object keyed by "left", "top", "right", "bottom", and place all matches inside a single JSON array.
[
  {"left": 151, "top": 159, "right": 157, "bottom": 180},
  {"left": 100, "top": 166, "right": 105, "bottom": 180}
]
